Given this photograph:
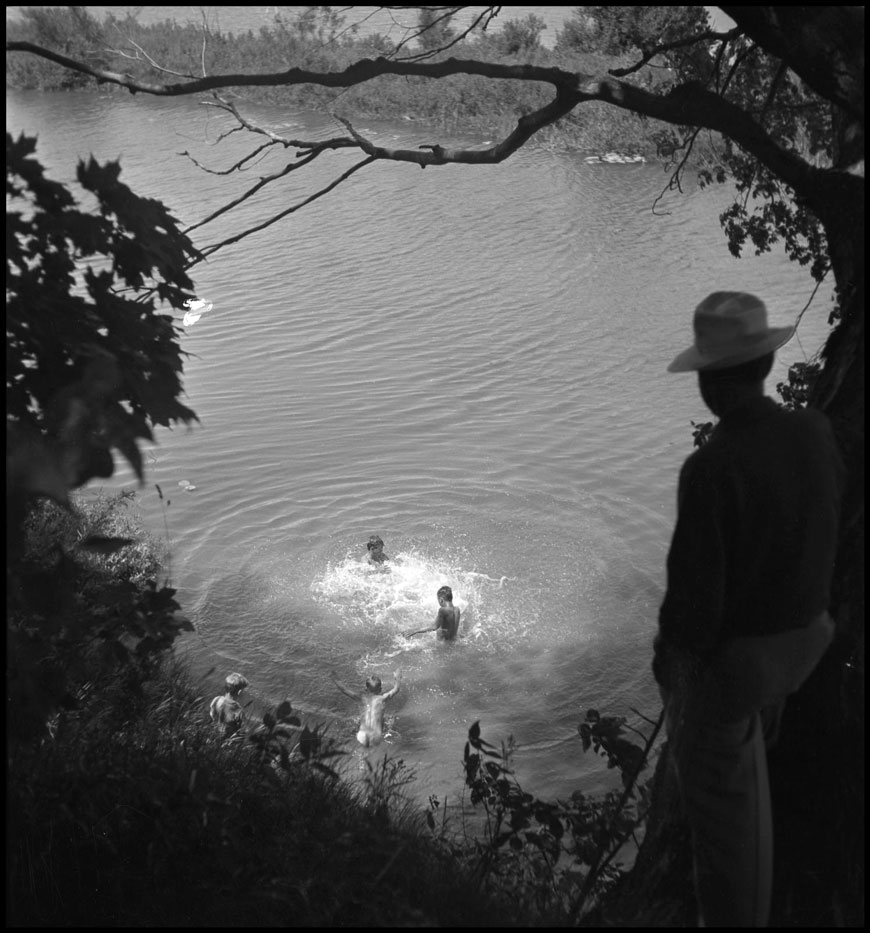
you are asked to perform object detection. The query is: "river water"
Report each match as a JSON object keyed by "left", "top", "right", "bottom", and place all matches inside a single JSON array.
[{"left": 6, "top": 85, "right": 831, "bottom": 807}]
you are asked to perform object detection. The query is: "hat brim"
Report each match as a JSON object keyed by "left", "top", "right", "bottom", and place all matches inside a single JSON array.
[{"left": 667, "top": 326, "right": 795, "bottom": 373}]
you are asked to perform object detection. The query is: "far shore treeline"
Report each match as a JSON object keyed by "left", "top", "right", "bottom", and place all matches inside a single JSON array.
[{"left": 6, "top": 5, "right": 690, "bottom": 158}]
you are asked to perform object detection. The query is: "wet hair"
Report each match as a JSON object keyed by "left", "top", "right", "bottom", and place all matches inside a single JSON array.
[
  {"left": 225, "top": 672, "right": 249, "bottom": 696},
  {"left": 437, "top": 585, "right": 453, "bottom": 602},
  {"left": 365, "top": 675, "right": 382, "bottom": 693},
  {"left": 367, "top": 535, "right": 384, "bottom": 551}
]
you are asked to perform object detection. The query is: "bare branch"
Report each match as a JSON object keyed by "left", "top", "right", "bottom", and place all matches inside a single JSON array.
[
  {"left": 184, "top": 150, "right": 320, "bottom": 237},
  {"left": 202, "top": 95, "right": 361, "bottom": 155},
  {"left": 6, "top": 29, "right": 834, "bottom": 204},
  {"left": 104, "top": 35, "right": 195, "bottom": 80},
  {"left": 194, "top": 155, "right": 376, "bottom": 263},
  {"left": 180, "top": 139, "right": 280, "bottom": 176},
  {"left": 392, "top": 6, "right": 503, "bottom": 63},
  {"left": 6, "top": 41, "right": 568, "bottom": 96},
  {"left": 610, "top": 26, "right": 742, "bottom": 78}
]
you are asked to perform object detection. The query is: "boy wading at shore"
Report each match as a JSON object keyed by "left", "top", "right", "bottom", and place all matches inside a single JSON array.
[{"left": 331, "top": 670, "right": 401, "bottom": 747}]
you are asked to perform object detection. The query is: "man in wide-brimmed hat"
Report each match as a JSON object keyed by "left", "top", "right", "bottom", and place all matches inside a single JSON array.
[{"left": 653, "top": 292, "right": 844, "bottom": 927}]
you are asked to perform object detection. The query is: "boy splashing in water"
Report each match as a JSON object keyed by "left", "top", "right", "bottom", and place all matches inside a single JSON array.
[
  {"left": 404, "top": 585, "right": 460, "bottom": 641},
  {"left": 331, "top": 670, "right": 401, "bottom": 747},
  {"left": 365, "top": 535, "right": 389, "bottom": 567}
]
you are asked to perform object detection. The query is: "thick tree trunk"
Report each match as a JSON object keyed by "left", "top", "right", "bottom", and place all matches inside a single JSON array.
[{"left": 769, "top": 210, "right": 864, "bottom": 925}]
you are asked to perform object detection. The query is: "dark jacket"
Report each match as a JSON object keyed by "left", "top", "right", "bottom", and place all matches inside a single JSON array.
[{"left": 654, "top": 396, "right": 844, "bottom": 690}]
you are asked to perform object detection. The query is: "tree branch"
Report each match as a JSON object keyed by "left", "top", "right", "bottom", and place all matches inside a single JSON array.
[
  {"left": 720, "top": 6, "right": 864, "bottom": 119},
  {"left": 194, "top": 155, "right": 376, "bottom": 263},
  {"left": 610, "top": 26, "right": 741, "bottom": 78},
  {"left": 6, "top": 38, "right": 822, "bottom": 191}
]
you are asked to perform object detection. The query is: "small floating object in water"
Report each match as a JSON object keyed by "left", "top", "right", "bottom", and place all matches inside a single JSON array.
[
  {"left": 177, "top": 479, "right": 197, "bottom": 491},
  {"left": 182, "top": 297, "right": 213, "bottom": 327},
  {"left": 590, "top": 151, "right": 646, "bottom": 164}
]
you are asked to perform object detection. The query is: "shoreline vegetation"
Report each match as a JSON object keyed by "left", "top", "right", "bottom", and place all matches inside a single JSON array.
[
  {"left": 4, "top": 5, "right": 705, "bottom": 161},
  {"left": 8, "top": 492, "right": 654, "bottom": 926}
]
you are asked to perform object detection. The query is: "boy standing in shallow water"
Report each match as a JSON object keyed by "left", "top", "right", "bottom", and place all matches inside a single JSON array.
[
  {"left": 331, "top": 670, "right": 401, "bottom": 747},
  {"left": 209, "top": 672, "right": 249, "bottom": 737},
  {"left": 404, "top": 585, "right": 460, "bottom": 641}
]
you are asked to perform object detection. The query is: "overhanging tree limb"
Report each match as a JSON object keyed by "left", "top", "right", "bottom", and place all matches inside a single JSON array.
[
  {"left": 721, "top": 5, "right": 864, "bottom": 119},
  {"left": 4, "top": 37, "right": 839, "bottom": 197}
]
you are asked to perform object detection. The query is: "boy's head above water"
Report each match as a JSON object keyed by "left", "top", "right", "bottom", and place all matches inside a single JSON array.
[
  {"left": 437, "top": 585, "right": 453, "bottom": 603},
  {"left": 224, "top": 672, "right": 249, "bottom": 696},
  {"left": 365, "top": 675, "right": 382, "bottom": 694}
]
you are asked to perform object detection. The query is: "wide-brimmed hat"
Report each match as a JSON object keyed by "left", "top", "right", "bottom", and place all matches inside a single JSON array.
[{"left": 668, "top": 292, "right": 795, "bottom": 372}]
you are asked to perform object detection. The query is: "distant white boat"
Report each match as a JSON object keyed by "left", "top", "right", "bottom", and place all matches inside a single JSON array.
[
  {"left": 182, "top": 297, "right": 213, "bottom": 327},
  {"left": 585, "top": 152, "right": 646, "bottom": 165}
]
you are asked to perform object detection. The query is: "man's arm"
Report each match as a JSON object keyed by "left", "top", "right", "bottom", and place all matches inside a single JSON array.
[
  {"left": 330, "top": 671, "right": 361, "bottom": 701},
  {"left": 655, "top": 455, "right": 727, "bottom": 689}
]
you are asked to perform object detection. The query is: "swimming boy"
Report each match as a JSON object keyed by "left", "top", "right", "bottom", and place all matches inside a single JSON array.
[
  {"left": 404, "top": 585, "right": 460, "bottom": 641},
  {"left": 209, "top": 672, "right": 249, "bottom": 737},
  {"left": 366, "top": 535, "right": 389, "bottom": 566},
  {"left": 331, "top": 669, "right": 401, "bottom": 747}
]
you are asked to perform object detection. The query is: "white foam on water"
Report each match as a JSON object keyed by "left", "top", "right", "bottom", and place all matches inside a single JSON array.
[{"left": 311, "top": 548, "right": 516, "bottom": 658}]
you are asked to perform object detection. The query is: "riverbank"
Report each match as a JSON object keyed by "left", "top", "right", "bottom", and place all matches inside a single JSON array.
[
  {"left": 8, "top": 488, "right": 657, "bottom": 927},
  {"left": 7, "top": 652, "right": 519, "bottom": 927},
  {"left": 5, "top": 494, "right": 514, "bottom": 926}
]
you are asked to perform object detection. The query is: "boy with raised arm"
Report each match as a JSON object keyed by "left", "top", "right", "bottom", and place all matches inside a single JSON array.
[
  {"left": 331, "top": 669, "right": 401, "bottom": 747},
  {"left": 404, "top": 585, "right": 460, "bottom": 641}
]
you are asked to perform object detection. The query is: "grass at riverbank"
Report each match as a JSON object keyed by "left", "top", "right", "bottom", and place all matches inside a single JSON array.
[
  {"left": 7, "top": 654, "right": 525, "bottom": 927},
  {"left": 7, "top": 492, "right": 651, "bottom": 927},
  {"left": 7, "top": 494, "right": 530, "bottom": 925}
]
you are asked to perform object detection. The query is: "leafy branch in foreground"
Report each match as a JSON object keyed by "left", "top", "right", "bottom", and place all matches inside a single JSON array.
[
  {"left": 457, "top": 708, "right": 664, "bottom": 921},
  {"left": 7, "top": 135, "right": 202, "bottom": 743},
  {"left": 6, "top": 131, "right": 201, "bottom": 511}
]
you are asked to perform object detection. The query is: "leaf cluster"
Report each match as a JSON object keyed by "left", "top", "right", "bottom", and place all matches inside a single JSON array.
[
  {"left": 459, "top": 710, "right": 660, "bottom": 920},
  {"left": 7, "top": 493, "right": 193, "bottom": 744},
  {"left": 7, "top": 133, "right": 201, "bottom": 506},
  {"left": 775, "top": 360, "right": 822, "bottom": 411},
  {"left": 247, "top": 699, "right": 343, "bottom": 782}
]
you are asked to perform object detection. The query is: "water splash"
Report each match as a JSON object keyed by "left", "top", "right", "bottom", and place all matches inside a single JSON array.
[{"left": 311, "top": 549, "right": 515, "bottom": 657}]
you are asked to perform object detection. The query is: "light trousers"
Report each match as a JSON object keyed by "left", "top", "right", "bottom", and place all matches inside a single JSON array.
[
  {"left": 662, "top": 613, "right": 833, "bottom": 926},
  {"left": 671, "top": 705, "right": 779, "bottom": 927}
]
